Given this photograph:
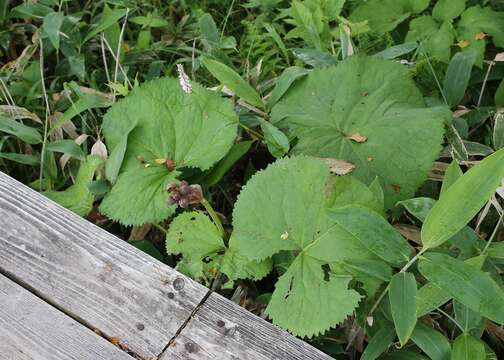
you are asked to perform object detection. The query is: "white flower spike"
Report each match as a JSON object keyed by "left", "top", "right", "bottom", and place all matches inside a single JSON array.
[{"left": 176, "top": 64, "right": 192, "bottom": 94}]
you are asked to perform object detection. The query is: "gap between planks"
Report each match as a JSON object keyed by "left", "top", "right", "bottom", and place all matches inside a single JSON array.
[{"left": 1, "top": 260, "right": 216, "bottom": 360}]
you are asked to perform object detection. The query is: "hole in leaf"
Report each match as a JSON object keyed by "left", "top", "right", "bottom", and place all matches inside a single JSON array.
[
  {"left": 321, "top": 264, "right": 331, "bottom": 282},
  {"left": 284, "top": 277, "right": 294, "bottom": 300}
]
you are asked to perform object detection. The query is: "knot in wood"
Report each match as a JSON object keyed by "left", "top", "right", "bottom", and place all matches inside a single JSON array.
[
  {"left": 184, "top": 341, "right": 198, "bottom": 353},
  {"left": 173, "top": 277, "right": 185, "bottom": 291}
]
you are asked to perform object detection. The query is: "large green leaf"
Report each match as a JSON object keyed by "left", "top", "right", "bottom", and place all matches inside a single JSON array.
[
  {"left": 271, "top": 56, "right": 448, "bottom": 207},
  {"left": 350, "top": 0, "right": 429, "bottom": 33},
  {"left": 421, "top": 148, "right": 504, "bottom": 249},
  {"left": 101, "top": 166, "right": 180, "bottom": 225},
  {"left": 220, "top": 235, "right": 273, "bottom": 281},
  {"left": 419, "top": 253, "right": 504, "bottom": 324},
  {"left": 99, "top": 77, "right": 238, "bottom": 225},
  {"left": 389, "top": 272, "right": 417, "bottom": 347},
  {"left": 233, "top": 156, "right": 388, "bottom": 336},
  {"left": 45, "top": 156, "right": 102, "bottom": 217}
]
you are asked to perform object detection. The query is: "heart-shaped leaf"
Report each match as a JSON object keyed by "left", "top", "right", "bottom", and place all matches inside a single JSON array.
[
  {"left": 271, "top": 56, "right": 449, "bottom": 208},
  {"left": 99, "top": 77, "right": 238, "bottom": 225}
]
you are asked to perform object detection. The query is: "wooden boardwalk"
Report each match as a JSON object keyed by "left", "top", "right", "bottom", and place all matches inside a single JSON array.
[{"left": 0, "top": 171, "right": 332, "bottom": 360}]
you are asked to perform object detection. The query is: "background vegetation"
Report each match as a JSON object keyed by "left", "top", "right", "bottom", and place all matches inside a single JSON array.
[{"left": 1, "top": 0, "right": 504, "bottom": 359}]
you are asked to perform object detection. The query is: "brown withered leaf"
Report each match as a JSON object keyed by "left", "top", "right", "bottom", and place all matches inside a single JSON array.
[
  {"left": 393, "top": 224, "right": 421, "bottom": 244},
  {"left": 495, "top": 52, "right": 504, "bottom": 62},
  {"left": 348, "top": 133, "right": 367, "bottom": 143},
  {"left": 91, "top": 139, "right": 108, "bottom": 161},
  {"left": 129, "top": 224, "right": 152, "bottom": 241},
  {"left": 59, "top": 134, "right": 89, "bottom": 171},
  {"left": 0, "top": 105, "right": 42, "bottom": 124},
  {"left": 428, "top": 161, "right": 449, "bottom": 182},
  {"left": 321, "top": 158, "right": 355, "bottom": 175}
]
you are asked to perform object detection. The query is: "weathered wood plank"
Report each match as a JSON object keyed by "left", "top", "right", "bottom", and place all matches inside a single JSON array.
[
  {"left": 0, "top": 273, "right": 133, "bottom": 360},
  {"left": 161, "top": 292, "right": 333, "bottom": 360},
  {"left": 0, "top": 171, "right": 208, "bottom": 359}
]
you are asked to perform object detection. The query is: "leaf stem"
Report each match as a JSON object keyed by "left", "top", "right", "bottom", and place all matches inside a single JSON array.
[
  {"left": 239, "top": 122, "right": 264, "bottom": 140},
  {"left": 152, "top": 223, "right": 167, "bottom": 235},
  {"left": 419, "top": 42, "right": 448, "bottom": 106},
  {"left": 38, "top": 35, "right": 51, "bottom": 192},
  {"left": 368, "top": 249, "right": 426, "bottom": 316},
  {"left": 201, "top": 198, "right": 225, "bottom": 238},
  {"left": 481, "top": 210, "right": 504, "bottom": 255},
  {"left": 477, "top": 60, "right": 495, "bottom": 108},
  {"left": 437, "top": 308, "right": 464, "bottom": 332}
]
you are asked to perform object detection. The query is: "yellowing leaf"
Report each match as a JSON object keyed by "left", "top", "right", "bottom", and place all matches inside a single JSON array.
[
  {"left": 474, "top": 32, "right": 487, "bottom": 40},
  {"left": 458, "top": 39, "right": 471, "bottom": 48}
]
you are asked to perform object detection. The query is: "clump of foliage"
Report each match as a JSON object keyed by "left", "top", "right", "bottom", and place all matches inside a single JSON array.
[{"left": 2, "top": 0, "right": 504, "bottom": 358}]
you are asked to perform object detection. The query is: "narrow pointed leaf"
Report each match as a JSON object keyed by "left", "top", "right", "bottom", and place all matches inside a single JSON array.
[
  {"left": 422, "top": 148, "right": 504, "bottom": 249},
  {"left": 328, "top": 206, "right": 411, "bottom": 266},
  {"left": 416, "top": 282, "right": 451, "bottom": 317},
  {"left": 419, "top": 253, "right": 504, "bottom": 324},
  {"left": 411, "top": 322, "right": 451, "bottom": 360},
  {"left": 202, "top": 57, "right": 263, "bottom": 108},
  {"left": 443, "top": 51, "right": 477, "bottom": 108},
  {"left": 43, "top": 12, "right": 64, "bottom": 49},
  {"left": 83, "top": 8, "right": 127, "bottom": 44},
  {"left": 0, "top": 116, "right": 41, "bottom": 144},
  {"left": 451, "top": 333, "right": 485, "bottom": 360},
  {"left": 440, "top": 160, "right": 463, "bottom": 195},
  {"left": 361, "top": 325, "right": 395, "bottom": 360},
  {"left": 389, "top": 272, "right": 417, "bottom": 346}
]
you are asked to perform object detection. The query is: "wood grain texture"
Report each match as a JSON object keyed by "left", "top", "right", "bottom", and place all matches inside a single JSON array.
[
  {"left": 0, "top": 171, "right": 208, "bottom": 359},
  {"left": 0, "top": 273, "right": 133, "bottom": 360},
  {"left": 161, "top": 292, "right": 333, "bottom": 360}
]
